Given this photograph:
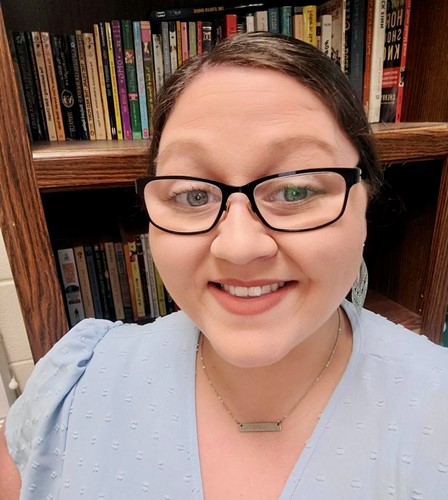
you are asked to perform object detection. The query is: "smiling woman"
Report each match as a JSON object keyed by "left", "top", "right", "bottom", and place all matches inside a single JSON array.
[{"left": 3, "top": 32, "right": 448, "bottom": 500}]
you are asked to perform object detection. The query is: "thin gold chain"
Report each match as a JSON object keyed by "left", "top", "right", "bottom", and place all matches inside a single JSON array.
[{"left": 199, "top": 308, "right": 342, "bottom": 429}]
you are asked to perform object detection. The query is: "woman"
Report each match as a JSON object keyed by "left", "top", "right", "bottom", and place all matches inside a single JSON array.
[{"left": 3, "top": 32, "right": 448, "bottom": 499}]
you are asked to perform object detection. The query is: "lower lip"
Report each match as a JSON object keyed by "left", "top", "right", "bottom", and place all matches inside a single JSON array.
[{"left": 208, "top": 282, "right": 294, "bottom": 316}]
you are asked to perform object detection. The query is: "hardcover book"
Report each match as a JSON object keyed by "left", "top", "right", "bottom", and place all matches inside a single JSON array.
[
  {"left": 318, "top": 0, "right": 346, "bottom": 72},
  {"left": 75, "top": 30, "right": 96, "bottom": 139},
  {"left": 57, "top": 248, "right": 85, "bottom": 327},
  {"left": 105, "top": 22, "right": 124, "bottom": 139},
  {"left": 303, "top": 5, "right": 318, "bottom": 47},
  {"left": 133, "top": 21, "right": 150, "bottom": 139},
  {"left": 140, "top": 21, "right": 155, "bottom": 125},
  {"left": 73, "top": 245, "right": 95, "bottom": 317},
  {"left": 84, "top": 244, "right": 103, "bottom": 317}
]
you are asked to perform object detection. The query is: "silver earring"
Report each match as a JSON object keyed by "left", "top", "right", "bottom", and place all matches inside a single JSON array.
[{"left": 351, "top": 258, "right": 368, "bottom": 314}]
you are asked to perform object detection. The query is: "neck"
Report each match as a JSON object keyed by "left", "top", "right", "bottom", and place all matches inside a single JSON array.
[{"left": 198, "top": 308, "right": 352, "bottom": 426}]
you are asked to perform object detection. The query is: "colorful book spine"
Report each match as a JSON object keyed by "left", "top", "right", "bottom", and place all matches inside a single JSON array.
[
  {"left": 153, "top": 265, "right": 167, "bottom": 316},
  {"left": 84, "top": 244, "right": 103, "bottom": 317},
  {"left": 133, "top": 21, "right": 150, "bottom": 139},
  {"left": 73, "top": 245, "right": 95, "bottom": 317},
  {"left": 75, "top": 30, "right": 96, "bottom": 139},
  {"left": 12, "top": 32, "right": 47, "bottom": 141},
  {"left": 293, "top": 9, "right": 304, "bottom": 40},
  {"left": 168, "top": 21, "right": 178, "bottom": 73},
  {"left": 319, "top": 0, "right": 346, "bottom": 72},
  {"left": 68, "top": 34, "right": 90, "bottom": 140},
  {"left": 380, "top": 0, "right": 412, "bottom": 122},
  {"left": 57, "top": 248, "right": 85, "bottom": 327},
  {"left": 123, "top": 241, "right": 138, "bottom": 320},
  {"left": 268, "top": 7, "right": 280, "bottom": 33},
  {"left": 181, "top": 21, "right": 189, "bottom": 60},
  {"left": 83, "top": 32, "right": 107, "bottom": 140},
  {"left": 303, "top": 5, "right": 318, "bottom": 47},
  {"left": 104, "top": 241, "right": 125, "bottom": 320},
  {"left": 31, "top": 31, "right": 58, "bottom": 141},
  {"left": 176, "top": 21, "right": 183, "bottom": 66},
  {"left": 151, "top": 33, "right": 164, "bottom": 96},
  {"left": 140, "top": 21, "right": 155, "bottom": 128},
  {"left": 93, "top": 24, "right": 113, "bottom": 140},
  {"left": 343, "top": 0, "right": 352, "bottom": 76},
  {"left": 224, "top": 14, "right": 238, "bottom": 38},
  {"left": 105, "top": 22, "right": 123, "bottom": 140},
  {"left": 40, "top": 31, "right": 66, "bottom": 140},
  {"left": 202, "top": 21, "right": 213, "bottom": 52},
  {"left": 111, "top": 20, "right": 132, "bottom": 140},
  {"left": 127, "top": 237, "right": 146, "bottom": 319},
  {"left": 150, "top": 3, "right": 269, "bottom": 21},
  {"left": 254, "top": 10, "right": 269, "bottom": 31},
  {"left": 114, "top": 242, "right": 134, "bottom": 321},
  {"left": 135, "top": 235, "right": 152, "bottom": 317},
  {"left": 188, "top": 21, "right": 198, "bottom": 57},
  {"left": 280, "top": 6, "right": 293, "bottom": 36},
  {"left": 121, "top": 20, "right": 142, "bottom": 140},
  {"left": 196, "top": 21, "right": 203, "bottom": 54},
  {"left": 161, "top": 21, "right": 172, "bottom": 78}
]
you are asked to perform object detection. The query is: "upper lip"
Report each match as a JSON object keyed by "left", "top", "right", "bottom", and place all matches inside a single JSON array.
[{"left": 212, "top": 279, "right": 291, "bottom": 286}]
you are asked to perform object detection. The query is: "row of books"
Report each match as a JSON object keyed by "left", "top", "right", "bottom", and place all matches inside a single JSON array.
[
  {"left": 57, "top": 234, "right": 176, "bottom": 328},
  {"left": 10, "top": 0, "right": 411, "bottom": 143}
]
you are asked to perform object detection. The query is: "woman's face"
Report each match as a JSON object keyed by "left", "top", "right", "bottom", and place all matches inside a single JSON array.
[{"left": 149, "top": 66, "right": 368, "bottom": 368}]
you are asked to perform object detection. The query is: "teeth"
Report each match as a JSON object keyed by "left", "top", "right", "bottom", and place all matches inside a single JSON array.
[{"left": 221, "top": 282, "right": 285, "bottom": 297}]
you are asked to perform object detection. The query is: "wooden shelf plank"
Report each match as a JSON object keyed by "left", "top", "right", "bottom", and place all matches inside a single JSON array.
[
  {"left": 32, "top": 123, "right": 448, "bottom": 190},
  {"left": 364, "top": 290, "right": 422, "bottom": 334}
]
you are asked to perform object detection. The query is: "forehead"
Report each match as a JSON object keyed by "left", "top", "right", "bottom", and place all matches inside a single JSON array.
[{"left": 157, "top": 66, "right": 358, "bottom": 179}]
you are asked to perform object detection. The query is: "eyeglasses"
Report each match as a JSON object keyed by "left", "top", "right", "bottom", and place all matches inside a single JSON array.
[{"left": 135, "top": 167, "right": 362, "bottom": 235}]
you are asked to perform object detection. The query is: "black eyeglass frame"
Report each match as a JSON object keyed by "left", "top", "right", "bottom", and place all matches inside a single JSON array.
[{"left": 135, "top": 166, "right": 362, "bottom": 235}]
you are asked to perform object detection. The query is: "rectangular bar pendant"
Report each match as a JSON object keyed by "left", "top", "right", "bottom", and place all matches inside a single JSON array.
[{"left": 239, "top": 422, "right": 282, "bottom": 432}]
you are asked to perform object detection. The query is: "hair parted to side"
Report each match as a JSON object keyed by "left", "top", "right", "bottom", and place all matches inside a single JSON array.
[{"left": 148, "top": 32, "right": 383, "bottom": 198}]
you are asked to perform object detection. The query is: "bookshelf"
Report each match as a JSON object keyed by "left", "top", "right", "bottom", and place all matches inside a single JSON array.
[{"left": 0, "top": 1, "right": 447, "bottom": 361}]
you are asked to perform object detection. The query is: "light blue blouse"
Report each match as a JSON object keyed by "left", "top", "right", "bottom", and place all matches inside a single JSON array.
[{"left": 6, "top": 301, "right": 448, "bottom": 499}]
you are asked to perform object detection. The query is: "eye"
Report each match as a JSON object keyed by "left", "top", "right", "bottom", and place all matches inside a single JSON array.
[
  {"left": 185, "top": 189, "right": 210, "bottom": 206},
  {"left": 280, "top": 185, "right": 310, "bottom": 202},
  {"left": 167, "top": 183, "right": 221, "bottom": 209}
]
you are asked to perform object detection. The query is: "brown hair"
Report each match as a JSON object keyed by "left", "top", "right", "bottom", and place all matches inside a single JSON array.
[{"left": 148, "top": 32, "right": 383, "bottom": 197}]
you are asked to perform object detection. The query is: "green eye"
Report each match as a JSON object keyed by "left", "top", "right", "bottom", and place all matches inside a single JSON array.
[
  {"left": 186, "top": 190, "right": 209, "bottom": 206},
  {"left": 283, "top": 186, "right": 308, "bottom": 201}
]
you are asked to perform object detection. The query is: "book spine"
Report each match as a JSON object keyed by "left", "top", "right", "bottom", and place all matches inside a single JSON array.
[
  {"left": 161, "top": 21, "right": 172, "bottom": 78},
  {"left": 67, "top": 34, "right": 90, "bottom": 140},
  {"left": 303, "top": 5, "right": 318, "bottom": 47},
  {"left": 153, "top": 265, "right": 167, "bottom": 316},
  {"left": 41, "top": 32, "right": 66, "bottom": 140},
  {"left": 319, "top": 15, "right": 332, "bottom": 57},
  {"left": 168, "top": 21, "right": 178, "bottom": 73},
  {"left": 367, "top": 0, "right": 387, "bottom": 123},
  {"left": 176, "top": 21, "right": 183, "bottom": 66},
  {"left": 181, "top": 21, "right": 189, "bottom": 60},
  {"left": 140, "top": 21, "right": 155, "bottom": 128},
  {"left": 84, "top": 244, "right": 103, "bottom": 317},
  {"left": 254, "top": 11, "right": 269, "bottom": 31},
  {"left": 105, "top": 22, "right": 123, "bottom": 140},
  {"left": 151, "top": 33, "right": 165, "bottom": 96},
  {"left": 123, "top": 241, "right": 138, "bottom": 321},
  {"left": 51, "top": 34, "right": 80, "bottom": 140},
  {"left": 31, "top": 31, "right": 58, "bottom": 141},
  {"left": 57, "top": 248, "right": 85, "bottom": 327},
  {"left": 135, "top": 235, "right": 152, "bottom": 317},
  {"left": 202, "top": 21, "right": 213, "bottom": 52},
  {"left": 319, "top": 0, "right": 346, "bottom": 72},
  {"left": 73, "top": 245, "right": 95, "bottom": 317},
  {"left": 196, "top": 21, "right": 203, "bottom": 54},
  {"left": 395, "top": 0, "right": 411, "bottom": 123},
  {"left": 111, "top": 20, "right": 133, "bottom": 140},
  {"left": 349, "top": 0, "right": 366, "bottom": 99},
  {"left": 133, "top": 21, "right": 150, "bottom": 139},
  {"left": 24, "top": 32, "right": 49, "bottom": 140},
  {"left": 280, "top": 6, "right": 293, "bottom": 36},
  {"left": 12, "top": 32, "right": 46, "bottom": 141},
  {"left": 362, "top": 0, "right": 374, "bottom": 114},
  {"left": 93, "top": 242, "right": 114, "bottom": 320},
  {"left": 121, "top": 20, "right": 142, "bottom": 140},
  {"left": 245, "top": 13, "right": 255, "bottom": 33},
  {"left": 83, "top": 33, "right": 107, "bottom": 140},
  {"left": 114, "top": 242, "right": 134, "bottom": 321},
  {"left": 188, "top": 21, "right": 198, "bottom": 57},
  {"left": 268, "top": 7, "right": 280, "bottom": 33},
  {"left": 75, "top": 30, "right": 96, "bottom": 139},
  {"left": 224, "top": 14, "right": 238, "bottom": 38},
  {"left": 344, "top": 0, "right": 352, "bottom": 77},
  {"left": 93, "top": 24, "right": 113, "bottom": 140},
  {"left": 140, "top": 233, "right": 158, "bottom": 318},
  {"left": 127, "top": 238, "right": 146, "bottom": 319},
  {"left": 293, "top": 11, "right": 304, "bottom": 40},
  {"left": 104, "top": 241, "right": 125, "bottom": 320}
]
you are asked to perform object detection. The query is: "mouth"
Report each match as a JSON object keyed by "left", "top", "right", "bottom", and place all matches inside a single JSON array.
[{"left": 216, "top": 281, "right": 287, "bottom": 298}]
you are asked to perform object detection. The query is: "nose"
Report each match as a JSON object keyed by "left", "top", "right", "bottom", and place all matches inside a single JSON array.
[{"left": 210, "top": 193, "right": 278, "bottom": 265}]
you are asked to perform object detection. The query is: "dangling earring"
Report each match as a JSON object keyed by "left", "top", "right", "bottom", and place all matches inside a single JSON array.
[{"left": 351, "top": 258, "right": 368, "bottom": 314}]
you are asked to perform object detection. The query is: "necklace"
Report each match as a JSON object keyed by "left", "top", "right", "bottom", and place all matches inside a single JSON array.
[{"left": 199, "top": 308, "right": 342, "bottom": 433}]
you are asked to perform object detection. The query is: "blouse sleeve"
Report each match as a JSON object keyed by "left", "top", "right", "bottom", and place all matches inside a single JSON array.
[{"left": 4, "top": 318, "right": 121, "bottom": 478}]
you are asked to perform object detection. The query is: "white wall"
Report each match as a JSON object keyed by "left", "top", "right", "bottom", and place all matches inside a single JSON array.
[{"left": 0, "top": 232, "right": 34, "bottom": 394}]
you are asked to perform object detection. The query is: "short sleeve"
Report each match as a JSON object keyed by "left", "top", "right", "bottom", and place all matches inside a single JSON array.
[{"left": 4, "top": 318, "right": 121, "bottom": 487}]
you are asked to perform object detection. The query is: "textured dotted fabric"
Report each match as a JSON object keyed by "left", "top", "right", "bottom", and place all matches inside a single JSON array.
[{"left": 6, "top": 301, "right": 448, "bottom": 499}]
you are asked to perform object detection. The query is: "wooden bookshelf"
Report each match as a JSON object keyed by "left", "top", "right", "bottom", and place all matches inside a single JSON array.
[{"left": 0, "top": 1, "right": 448, "bottom": 361}]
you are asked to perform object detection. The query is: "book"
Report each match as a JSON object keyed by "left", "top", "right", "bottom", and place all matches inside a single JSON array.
[
  {"left": 104, "top": 241, "right": 125, "bottom": 320},
  {"left": 224, "top": 14, "right": 238, "bottom": 37},
  {"left": 343, "top": 0, "right": 352, "bottom": 77},
  {"left": 161, "top": 21, "right": 172, "bottom": 78},
  {"left": 319, "top": 0, "right": 346, "bottom": 72},
  {"left": 153, "top": 265, "right": 167, "bottom": 316},
  {"left": 40, "top": 32, "right": 66, "bottom": 140},
  {"left": 133, "top": 21, "right": 150, "bottom": 139},
  {"left": 114, "top": 241, "right": 134, "bottom": 321},
  {"left": 12, "top": 32, "right": 47, "bottom": 141},
  {"left": 111, "top": 20, "right": 133, "bottom": 140},
  {"left": 127, "top": 237, "right": 146, "bottom": 319},
  {"left": 168, "top": 21, "right": 178, "bottom": 73},
  {"left": 84, "top": 243, "right": 103, "bottom": 317},
  {"left": 319, "top": 14, "right": 332, "bottom": 57},
  {"left": 73, "top": 245, "right": 95, "bottom": 317},
  {"left": 202, "top": 21, "right": 213, "bottom": 52},
  {"left": 75, "top": 30, "right": 96, "bottom": 139},
  {"left": 280, "top": 6, "right": 293, "bottom": 36},
  {"left": 57, "top": 248, "right": 85, "bottom": 327},
  {"left": 180, "top": 21, "right": 189, "bottom": 61},
  {"left": 303, "top": 5, "right": 318, "bottom": 47},
  {"left": 245, "top": 13, "right": 255, "bottom": 32},
  {"left": 349, "top": 0, "right": 367, "bottom": 98},
  {"left": 149, "top": 3, "right": 268, "bottom": 21},
  {"left": 105, "top": 22, "right": 123, "bottom": 140},
  {"left": 121, "top": 19, "right": 142, "bottom": 139},
  {"left": 140, "top": 21, "right": 155, "bottom": 128},
  {"left": 268, "top": 7, "right": 280, "bottom": 33},
  {"left": 93, "top": 24, "right": 113, "bottom": 140},
  {"left": 293, "top": 9, "right": 304, "bottom": 40},
  {"left": 68, "top": 34, "right": 90, "bottom": 140},
  {"left": 196, "top": 21, "right": 203, "bottom": 54},
  {"left": 151, "top": 33, "right": 164, "bottom": 96},
  {"left": 176, "top": 21, "right": 183, "bottom": 66},
  {"left": 366, "top": 0, "right": 387, "bottom": 123},
  {"left": 254, "top": 10, "right": 269, "bottom": 31},
  {"left": 380, "top": 0, "right": 412, "bottom": 122},
  {"left": 93, "top": 242, "right": 115, "bottom": 320},
  {"left": 188, "top": 21, "right": 198, "bottom": 57},
  {"left": 83, "top": 32, "right": 107, "bottom": 140},
  {"left": 135, "top": 234, "right": 152, "bottom": 317},
  {"left": 51, "top": 34, "right": 80, "bottom": 140},
  {"left": 140, "top": 233, "right": 159, "bottom": 318},
  {"left": 123, "top": 241, "right": 138, "bottom": 320},
  {"left": 31, "top": 31, "right": 58, "bottom": 141}
]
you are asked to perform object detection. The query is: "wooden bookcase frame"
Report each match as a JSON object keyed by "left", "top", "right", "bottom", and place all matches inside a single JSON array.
[{"left": 0, "top": 2, "right": 447, "bottom": 361}]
